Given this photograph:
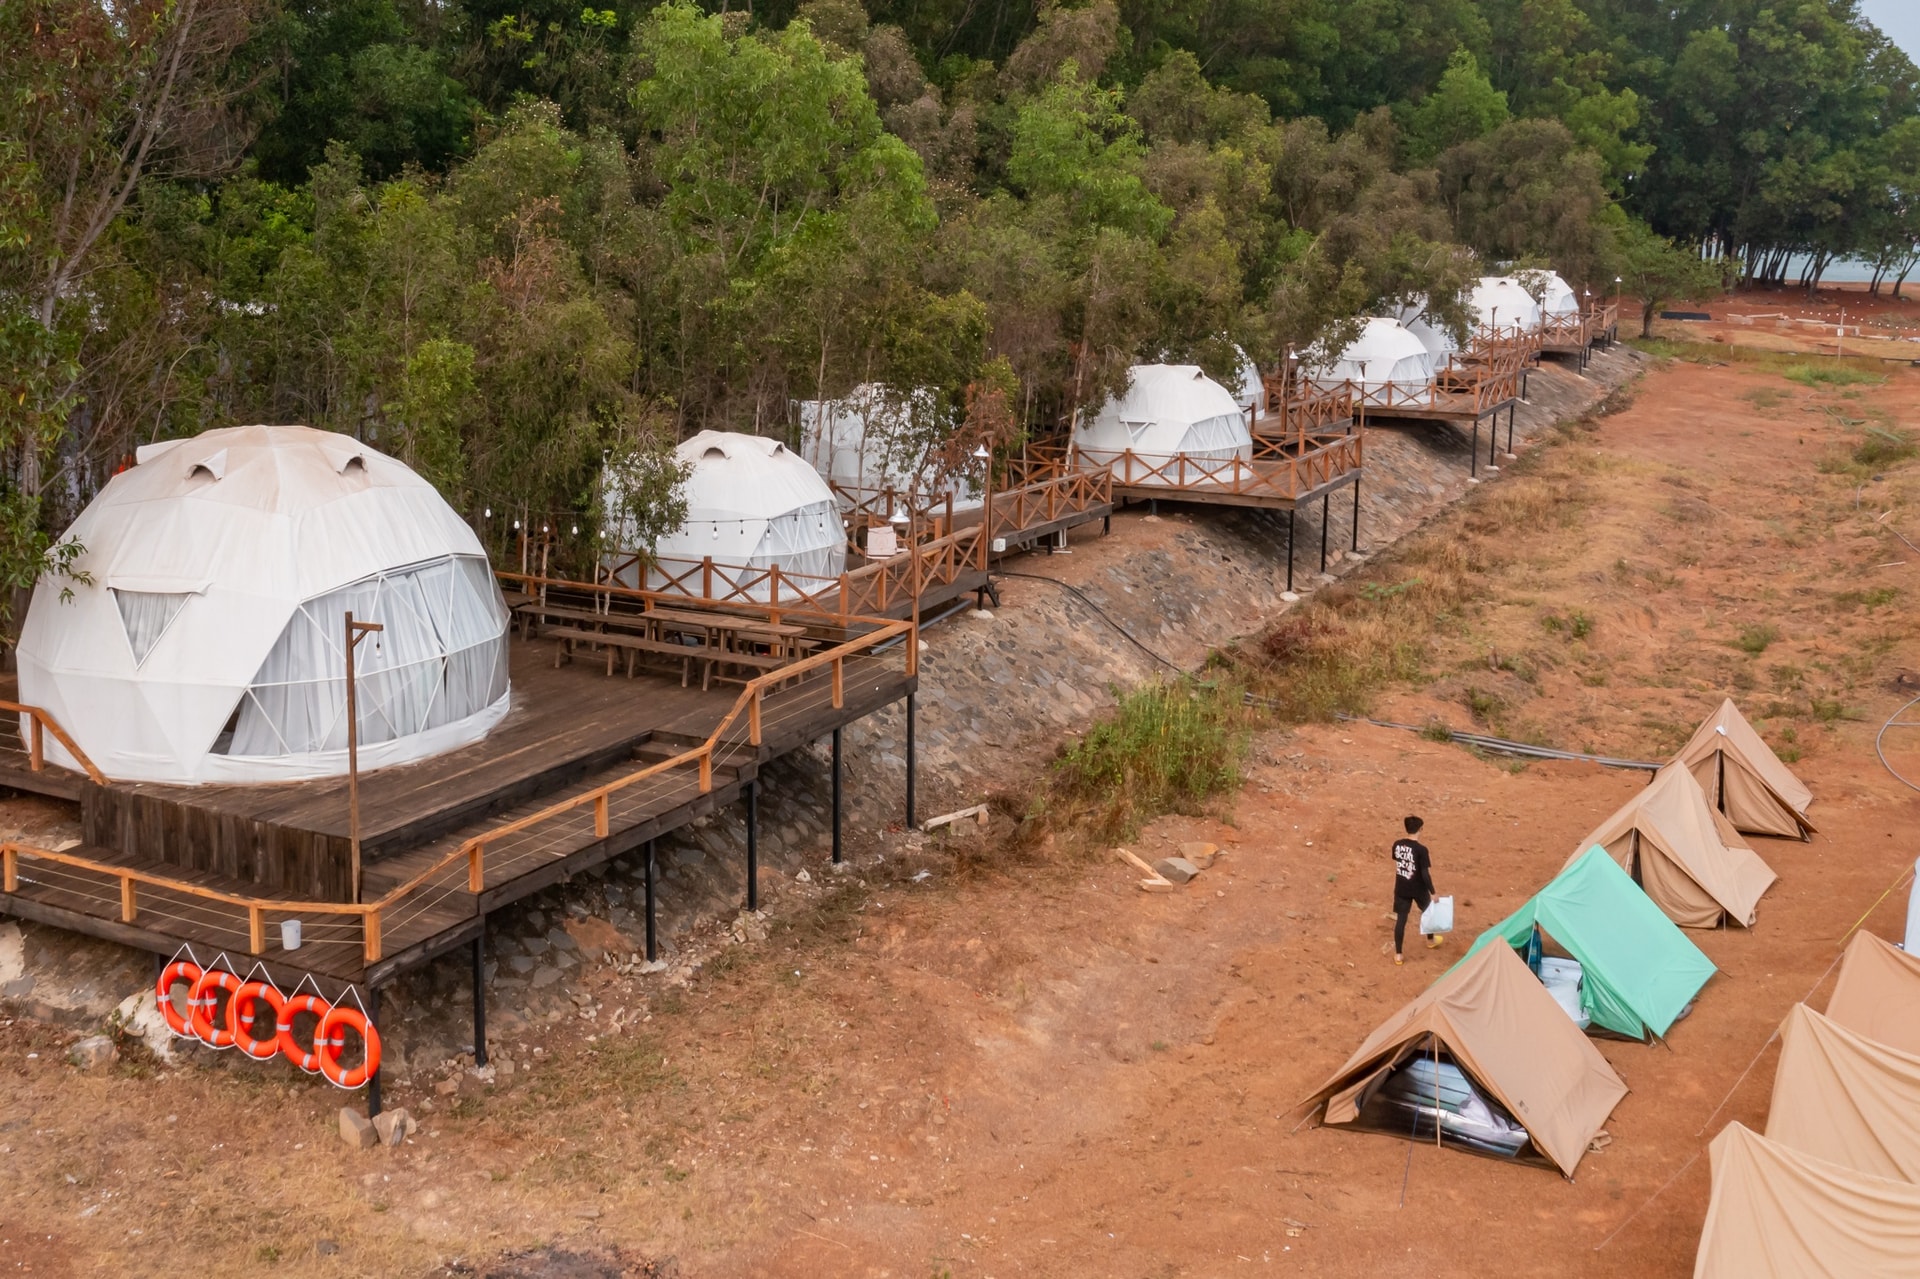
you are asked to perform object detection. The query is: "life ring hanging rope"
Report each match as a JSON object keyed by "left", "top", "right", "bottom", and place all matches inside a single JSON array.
[{"left": 146, "top": 956, "right": 380, "bottom": 1090}]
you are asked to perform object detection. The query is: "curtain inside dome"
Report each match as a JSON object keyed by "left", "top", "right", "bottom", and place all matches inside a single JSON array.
[{"left": 226, "top": 554, "right": 508, "bottom": 757}]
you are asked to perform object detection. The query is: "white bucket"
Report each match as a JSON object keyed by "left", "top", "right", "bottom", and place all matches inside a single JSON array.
[{"left": 281, "top": 918, "right": 302, "bottom": 951}]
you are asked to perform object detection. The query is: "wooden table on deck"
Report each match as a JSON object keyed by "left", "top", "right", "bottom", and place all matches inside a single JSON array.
[{"left": 526, "top": 602, "right": 815, "bottom": 689}]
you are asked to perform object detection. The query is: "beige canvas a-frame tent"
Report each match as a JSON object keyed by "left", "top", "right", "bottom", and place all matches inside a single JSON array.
[
  {"left": 1300, "top": 942, "right": 1627, "bottom": 1176},
  {"left": 1827, "top": 930, "right": 1920, "bottom": 1057},
  {"left": 1768, "top": 1003, "right": 1920, "bottom": 1183},
  {"left": 1572, "top": 763, "right": 1776, "bottom": 928},
  {"left": 1695, "top": 1123, "right": 1920, "bottom": 1278},
  {"left": 1675, "top": 699, "right": 1814, "bottom": 839}
]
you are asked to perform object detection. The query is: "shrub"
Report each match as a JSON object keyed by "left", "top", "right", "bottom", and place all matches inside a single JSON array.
[
  {"left": 1052, "top": 676, "right": 1249, "bottom": 842},
  {"left": 1783, "top": 363, "right": 1884, "bottom": 388},
  {"left": 1854, "top": 427, "right": 1917, "bottom": 469},
  {"left": 1733, "top": 623, "right": 1780, "bottom": 655}
]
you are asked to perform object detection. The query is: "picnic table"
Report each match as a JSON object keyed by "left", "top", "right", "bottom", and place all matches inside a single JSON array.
[{"left": 529, "top": 600, "right": 815, "bottom": 689}]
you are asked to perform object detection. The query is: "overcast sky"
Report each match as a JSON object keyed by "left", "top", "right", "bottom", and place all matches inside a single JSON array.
[{"left": 1860, "top": 0, "right": 1920, "bottom": 62}]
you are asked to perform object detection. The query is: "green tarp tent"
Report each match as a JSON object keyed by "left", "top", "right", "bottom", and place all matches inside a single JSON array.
[{"left": 1458, "top": 845, "right": 1717, "bottom": 1040}]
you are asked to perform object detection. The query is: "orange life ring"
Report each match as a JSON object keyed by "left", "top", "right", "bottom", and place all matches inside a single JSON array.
[
  {"left": 188, "top": 969, "right": 243, "bottom": 1048},
  {"left": 155, "top": 960, "right": 202, "bottom": 1037},
  {"left": 227, "top": 981, "right": 286, "bottom": 1061},
  {"left": 276, "top": 994, "right": 331, "bottom": 1073},
  {"left": 316, "top": 1004, "right": 381, "bottom": 1090}
]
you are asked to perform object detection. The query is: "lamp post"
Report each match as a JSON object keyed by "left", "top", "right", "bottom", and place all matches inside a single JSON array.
[
  {"left": 973, "top": 443, "right": 993, "bottom": 564},
  {"left": 344, "top": 612, "right": 385, "bottom": 905}
]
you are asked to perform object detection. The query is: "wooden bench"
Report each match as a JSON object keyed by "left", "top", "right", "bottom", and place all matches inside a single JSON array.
[{"left": 546, "top": 627, "right": 712, "bottom": 687}]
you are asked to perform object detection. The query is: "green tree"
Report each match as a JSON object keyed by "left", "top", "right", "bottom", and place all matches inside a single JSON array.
[
  {"left": 1400, "top": 48, "right": 1510, "bottom": 165},
  {"left": 1607, "top": 215, "right": 1725, "bottom": 337}
]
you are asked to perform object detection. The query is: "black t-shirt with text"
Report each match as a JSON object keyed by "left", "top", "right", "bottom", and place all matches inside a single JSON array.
[{"left": 1392, "top": 838, "right": 1433, "bottom": 899}]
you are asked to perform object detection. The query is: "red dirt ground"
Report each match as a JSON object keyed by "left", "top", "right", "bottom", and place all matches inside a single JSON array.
[{"left": 6, "top": 353, "right": 1920, "bottom": 1277}]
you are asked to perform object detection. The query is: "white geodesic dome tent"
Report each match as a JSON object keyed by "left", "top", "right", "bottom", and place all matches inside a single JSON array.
[
  {"left": 15, "top": 425, "right": 511, "bottom": 785},
  {"left": 648, "top": 430, "right": 846, "bottom": 597},
  {"left": 1393, "top": 301, "right": 1458, "bottom": 359},
  {"left": 1305, "top": 317, "right": 1438, "bottom": 405},
  {"left": 1471, "top": 276, "right": 1544, "bottom": 332},
  {"left": 1071, "top": 365, "right": 1251, "bottom": 483},
  {"left": 1538, "top": 271, "right": 1580, "bottom": 317},
  {"left": 797, "top": 385, "right": 981, "bottom": 510}
]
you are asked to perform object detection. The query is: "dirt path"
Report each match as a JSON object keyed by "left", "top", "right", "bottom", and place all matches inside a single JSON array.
[{"left": 7, "top": 353, "right": 1920, "bottom": 1277}]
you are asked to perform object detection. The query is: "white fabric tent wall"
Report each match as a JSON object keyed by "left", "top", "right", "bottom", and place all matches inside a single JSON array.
[
  {"left": 648, "top": 430, "right": 847, "bottom": 599},
  {"left": 796, "top": 385, "right": 981, "bottom": 511},
  {"left": 1394, "top": 303, "right": 1459, "bottom": 360},
  {"left": 1234, "top": 347, "right": 1265, "bottom": 411},
  {"left": 1071, "top": 365, "right": 1251, "bottom": 486},
  {"left": 15, "top": 425, "right": 510, "bottom": 785},
  {"left": 1539, "top": 272, "right": 1580, "bottom": 317},
  {"left": 1471, "top": 277, "right": 1544, "bottom": 333},
  {"left": 1305, "top": 318, "right": 1438, "bottom": 405}
]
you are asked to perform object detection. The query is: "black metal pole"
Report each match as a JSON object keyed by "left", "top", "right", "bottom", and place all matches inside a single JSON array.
[
  {"left": 904, "top": 694, "right": 917, "bottom": 829},
  {"left": 1508, "top": 403, "right": 1516, "bottom": 455},
  {"left": 1471, "top": 421, "right": 1479, "bottom": 477},
  {"left": 745, "top": 782, "right": 758, "bottom": 912},
  {"left": 471, "top": 929, "right": 488, "bottom": 1067},
  {"left": 1286, "top": 508, "right": 1295, "bottom": 592},
  {"left": 1489, "top": 411, "right": 1499, "bottom": 468},
  {"left": 365, "top": 985, "right": 382, "bottom": 1119},
  {"left": 643, "top": 838, "right": 657, "bottom": 962},
  {"left": 1319, "top": 493, "right": 1329, "bottom": 572},
  {"left": 830, "top": 727, "right": 843, "bottom": 865},
  {"left": 1351, "top": 476, "right": 1361, "bottom": 551}
]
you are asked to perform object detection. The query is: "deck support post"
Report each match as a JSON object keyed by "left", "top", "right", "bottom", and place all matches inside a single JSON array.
[
  {"left": 643, "top": 839, "right": 657, "bottom": 962},
  {"left": 1490, "top": 411, "right": 1500, "bottom": 468},
  {"left": 1507, "top": 403, "right": 1516, "bottom": 455},
  {"left": 1319, "top": 494, "right": 1329, "bottom": 572},
  {"left": 1470, "top": 421, "right": 1479, "bottom": 478},
  {"left": 366, "top": 985, "right": 382, "bottom": 1119},
  {"left": 1285, "top": 509, "right": 1295, "bottom": 592},
  {"left": 1351, "top": 477, "right": 1361, "bottom": 552},
  {"left": 471, "top": 929, "right": 488, "bottom": 1067},
  {"left": 905, "top": 693, "right": 917, "bottom": 829},
  {"left": 831, "top": 727, "right": 843, "bottom": 865},
  {"left": 745, "top": 782, "right": 759, "bottom": 913}
]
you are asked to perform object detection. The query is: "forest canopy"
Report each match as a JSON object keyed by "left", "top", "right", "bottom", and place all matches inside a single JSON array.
[{"left": 0, "top": 0, "right": 1913, "bottom": 596}]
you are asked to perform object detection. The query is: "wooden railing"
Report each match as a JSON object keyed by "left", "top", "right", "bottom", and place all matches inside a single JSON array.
[
  {"left": 611, "top": 464, "right": 1111, "bottom": 617},
  {"left": 0, "top": 587, "right": 916, "bottom": 967},
  {"left": 1099, "top": 434, "right": 1363, "bottom": 501},
  {"left": 0, "top": 700, "right": 107, "bottom": 784},
  {"left": 1356, "top": 360, "right": 1522, "bottom": 417},
  {"left": 1540, "top": 311, "right": 1590, "bottom": 348},
  {"left": 1255, "top": 379, "right": 1356, "bottom": 438}
]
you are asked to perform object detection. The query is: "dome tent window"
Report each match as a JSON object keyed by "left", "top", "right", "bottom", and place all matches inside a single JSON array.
[
  {"left": 15, "top": 425, "right": 512, "bottom": 784},
  {"left": 225, "top": 554, "right": 508, "bottom": 758},
  {"left": 111, "top": 589, "right": 193, "bottom": 667}
]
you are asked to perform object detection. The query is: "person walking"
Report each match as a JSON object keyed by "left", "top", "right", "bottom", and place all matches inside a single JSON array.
[{"left": 1392, "top": 815, "right": 1443, "bottom": 965}]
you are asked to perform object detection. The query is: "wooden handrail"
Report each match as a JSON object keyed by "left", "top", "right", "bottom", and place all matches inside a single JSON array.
[
  {"left": 0, "top": 587, "right": 917, "bottom": 964},
  {"left": 0, "top": 700, "right": 108, "bottom": 785}
]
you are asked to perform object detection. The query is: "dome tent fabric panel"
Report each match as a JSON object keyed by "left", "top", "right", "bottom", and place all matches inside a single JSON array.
[
  {"left": 1300, "top": 942, "right": 1627, "bottom": 1176},
  {"left": 1695, "top": 1124, "right": 1920, "bottom": 1279},
  {"left": 647, "top": 430, "right": 846, "bottom": 600},
  {"left": 1826, "top": 931, "right": 1920, "bottom": 1057},
  {"left": 1767, "top": 1004, "right": 1920, "bottom": 1184},
  {"left": 1071, "top": 365, "right": 1251, "bottom": 484},
  {"left": 1304, "top": 317, "right": 1438, "bottom": 405},
  {"left": 797, "top": 385, "right": 982, "bottom": 509},
  {"left": 1457, "top": 845, "right": 1716, "bottom": 1040},
  {"left": 15, "top": 425, "right": 510, "bottom": 785},
  {"left": 1470, "top": 277, "right": 1543, "bottom": 332}
]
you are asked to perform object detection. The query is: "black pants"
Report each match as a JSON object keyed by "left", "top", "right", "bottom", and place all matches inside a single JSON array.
[{"left": 1394, "top": 891, "right": 1432, "bottom": 953}]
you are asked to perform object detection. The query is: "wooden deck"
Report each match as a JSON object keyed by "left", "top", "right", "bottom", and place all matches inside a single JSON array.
[{"left": 0, "top": 601, "right": 915, "bottom": 993}]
